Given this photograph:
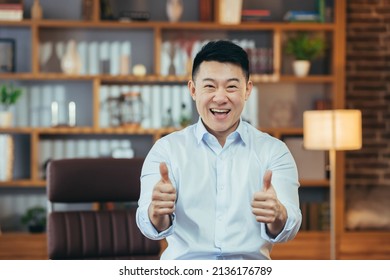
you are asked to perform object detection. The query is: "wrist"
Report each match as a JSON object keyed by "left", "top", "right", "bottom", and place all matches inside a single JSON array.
[{"left": 266, "top": 203, "right": 287, "bottom": 238}]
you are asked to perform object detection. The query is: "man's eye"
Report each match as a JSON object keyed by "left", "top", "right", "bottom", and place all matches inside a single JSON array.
[
  {"left": 204, "top": 84, "right": 214, "bottom": 88},
  {"left": 227, "top": 85, "right": 238, "bottom": 90}
]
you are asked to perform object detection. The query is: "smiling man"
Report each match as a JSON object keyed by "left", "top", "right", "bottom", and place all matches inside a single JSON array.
[{"left": 136, "top": 40, "right": 302, "bottom": 260}]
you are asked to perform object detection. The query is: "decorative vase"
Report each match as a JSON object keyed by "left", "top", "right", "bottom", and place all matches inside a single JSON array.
[
  {"left": 61, "top": 40, "right": 82, "bottom": 74},
  {"left": 218, "top": 0, "right": 243, "bottom": 24},
  {"left": 0, "top": 111, "right": 12, "bottom": 127},
  {"left": 166, "top": 0, "right": 183, "bottom": 22},
  {"left": 43, "top": 42, "right": 61, "bottom": 72},
  {"left": 293, "top": 60, "right": 310, "bottom": 77},
  {"left": 31, "top": 0, "right": 43, "bottom": 20}
]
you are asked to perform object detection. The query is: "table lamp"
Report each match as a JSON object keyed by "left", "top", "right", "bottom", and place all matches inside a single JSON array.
[{"left": 303, "top": 109, "right": 362, "bottom": 260}]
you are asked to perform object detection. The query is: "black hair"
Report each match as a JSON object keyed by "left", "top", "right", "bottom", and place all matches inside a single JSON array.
[{"left": 191, "top": 40, "right": 250, "bottom": 81}]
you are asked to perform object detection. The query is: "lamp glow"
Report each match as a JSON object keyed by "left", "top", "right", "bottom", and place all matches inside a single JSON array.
[
  {"left": 303, "top": 109, "right": 362, "bottom": 260},
  {"left": 303, "top": 110, "right": 362, "bottom": 150}
]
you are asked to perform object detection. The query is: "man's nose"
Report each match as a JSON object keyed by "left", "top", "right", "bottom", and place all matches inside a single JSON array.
[{"left": 212, "top": 88, "right": 228, "bottom": 103}]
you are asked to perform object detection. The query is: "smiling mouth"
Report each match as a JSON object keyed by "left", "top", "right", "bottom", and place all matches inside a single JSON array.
[{"left": 210, "top": 108, "right": 231, "bottom": 115}]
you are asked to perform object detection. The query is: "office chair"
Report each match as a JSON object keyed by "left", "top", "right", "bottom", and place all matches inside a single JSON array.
[{"left": 46, "top": 157, "right": 160, "bottom": 260}]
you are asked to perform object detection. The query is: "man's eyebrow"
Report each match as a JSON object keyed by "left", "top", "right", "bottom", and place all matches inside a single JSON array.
[{"left": 201, "top": 78, "right": 240, "bottom": 83}]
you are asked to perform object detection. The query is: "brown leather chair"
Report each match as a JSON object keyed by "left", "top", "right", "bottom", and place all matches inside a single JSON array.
[{"left": 46, "top": 158, "right": 160, "bottom": 260}]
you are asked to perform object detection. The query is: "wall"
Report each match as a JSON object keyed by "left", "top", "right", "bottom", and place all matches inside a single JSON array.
[{"left": 345, "top": 0, "right": 390, "bottom": 229}]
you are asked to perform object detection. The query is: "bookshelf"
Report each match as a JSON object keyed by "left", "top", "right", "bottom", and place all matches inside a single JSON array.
[{"left": 2, "top": 0, "right": 384, "bottom": 260}]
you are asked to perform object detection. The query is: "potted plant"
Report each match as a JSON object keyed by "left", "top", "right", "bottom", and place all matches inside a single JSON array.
[
  {"left": 21, "top": 206, "right": 47, "bottom": 233},
  {"left": 0, "top": 83, "right": 23, "bottom": 127},
  {"left": 284, "top": 32, "right": 326, "bottom": 77}
]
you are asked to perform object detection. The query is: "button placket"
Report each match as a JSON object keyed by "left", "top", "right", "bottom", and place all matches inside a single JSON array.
[{"left": 214, "top": 152, "right": 228, "bottom": 250}]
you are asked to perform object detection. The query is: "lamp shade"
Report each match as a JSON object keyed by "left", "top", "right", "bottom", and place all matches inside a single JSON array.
[{"left": 303, "top": 110, "right": 362, "bottom": 150}]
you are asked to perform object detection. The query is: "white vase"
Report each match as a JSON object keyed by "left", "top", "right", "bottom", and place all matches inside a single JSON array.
[
  {"left": 0, "top": 111, "right": 12, "bottom": 127},
  {"left": 61, "top": 40, "right": 82, "bottom": 75},
  {"left": 166, "top": 0, "right": 183, "bottom": 22},
  {"left": 218, "top": 0, "right": 243, "bottom": 24},
  {"left": 293, "top": 60, "right": 310, "bottom": 77}
]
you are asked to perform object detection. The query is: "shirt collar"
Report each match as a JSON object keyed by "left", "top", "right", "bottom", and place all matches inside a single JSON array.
[{"left": 195, "top": 117, "right": 248, "bottom": 146}]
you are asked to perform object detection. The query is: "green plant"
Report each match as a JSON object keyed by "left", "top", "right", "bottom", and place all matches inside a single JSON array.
[
  {"left": 21, "top": 206, "right": 46, "bottom": 233},
  {"left": 0, "top": 84, "right": 23, "bottom": 111},
  {"left": 285, "top": 32, "right": 326, "bottom": 61}
]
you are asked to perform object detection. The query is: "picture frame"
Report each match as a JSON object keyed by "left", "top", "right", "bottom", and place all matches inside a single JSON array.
[
  {"left": 0, "top": 38, "right": 16, "bottom": 72},
  {"left": 284, "top": 136, "right": 327, "bottom": 180}
]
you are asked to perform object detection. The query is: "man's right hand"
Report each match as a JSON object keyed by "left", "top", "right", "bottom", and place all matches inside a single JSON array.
[{"left": 148, "top": 162, "right": 176, "bottom": 232}]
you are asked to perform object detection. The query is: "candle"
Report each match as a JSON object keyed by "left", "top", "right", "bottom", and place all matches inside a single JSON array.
[
  {"left": 51, "top": 101, "right": 58, "bottom": 127},
  {"left": 68, "top": 101, "right": 76, "bottom": 126}
]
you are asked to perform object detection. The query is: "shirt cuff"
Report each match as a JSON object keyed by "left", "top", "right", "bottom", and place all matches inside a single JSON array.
[
  {"left": 136, "top": 207, "right": 176, "bottom": 240},
  {"left": 260, "top": 205, "right": 301, "bottom": 243}
]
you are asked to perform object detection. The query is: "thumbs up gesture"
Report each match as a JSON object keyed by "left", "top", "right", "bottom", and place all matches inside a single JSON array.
[
  {"left": 251, "top": 170, "right": 287, "bottom": 237},
  {"left": 148, "top": 162, "right": 177, "bottom": 232}
]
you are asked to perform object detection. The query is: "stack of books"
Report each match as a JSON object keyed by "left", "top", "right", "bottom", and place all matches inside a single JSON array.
[
  {"left": 241, "top": 9, "right": 271, "bottom": 22},
  {"left": 300, "top": 201, "right": 330, "bottom": 231},
  {"left": 0, "top": 2, "right": 23, "bottom": 21},
  {"left": 284, "top": 0, "right": 330, "bottom": 23}
]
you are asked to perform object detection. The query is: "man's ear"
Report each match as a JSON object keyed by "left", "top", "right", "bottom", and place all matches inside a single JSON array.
[
  {"left": 245, "top": 80, "right": 253, "bottom": 101},
  {"left": 188, "top": 80, "right": 196, "bottom": 100}
]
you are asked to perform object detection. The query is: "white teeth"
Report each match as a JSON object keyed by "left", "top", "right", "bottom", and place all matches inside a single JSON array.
[{"left": 211, "top": 109, "right": 229, "bottom": 113}]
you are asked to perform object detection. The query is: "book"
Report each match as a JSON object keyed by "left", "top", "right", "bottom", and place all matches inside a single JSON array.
[
  {"left": 0, "top": 3, "right": 22, "bottom": 21},
  {"left": 0, "top": 10, "right": 22, "bottom": 20},
  {"left": 309, "top": 202, "right": 320, "bottom": 230},
  {"left": 0, "top": 134, "right": 13, "bottom": 181},
  {"left": 77, "top": 41, "right": 88, "bottom": 75},
  {"left": 241, "top": 9, "right": 271, "bottom": 22},
  {"left": 109, "top": 41, "right": 120, "bottom": 76},
  {"left": 39, "top": 139, "right": 52, "bottom": 178},
  {"left": 300, "top": 202, "right": 309, "bottom": 231},
  {"left": 199, "top": 0, "right": 213, "bottom": 22},
  {"left": 317, "top": 0, "right": 326, "bottom": 23},
  {"left": 284, "top": 10, "right": 320, "bottom": 22},
  {"left": 284, "top": 137, "right": 326, "bottom": 180},
  {"left": 140, "top": 85, "right": 152, "bottom": 129},
  {"left": 87, "top": 41, "right": 98, "bottom": 75}
]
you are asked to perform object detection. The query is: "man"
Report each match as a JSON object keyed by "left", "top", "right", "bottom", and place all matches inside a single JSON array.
[{"left": 136, "top": 40, "right": 302, "bottom": 260}]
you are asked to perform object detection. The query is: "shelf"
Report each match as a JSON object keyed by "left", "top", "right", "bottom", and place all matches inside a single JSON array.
[
  {"left": 0, "top": 20, "right": 32, "bottom": 26},
  {"left": 0, "top": 127, "right": 177, "bottom": 135},
  {"left": 0, "top": 127, "right": 303, "bottom": 137},
  {"left": 0, "top": 180, "right": 43, "bottom": 187},
  {"left": 340, "top": 231, "right": 390, "bottom": 260},
  {"left": 300, "top": 179, "right": 329, "bottom": 187},
  {"left": 0, "top": 232, "right": 47, "bottom": 260},
  {"left": 278, "top": 75, "right": 336, "bottom": 83},
  {"left": 1, "top": 19, "right": 336, "bottom": 31},
  {"left": 0, "top": 179, "right": 330, "bottom": 188},
  {"left": 260, "top": 127, "right": 303, "bottom": 138},
  {"left": 0, "top": 73, "right": 335, "bottom": 83},
  {"left": 272, "top": 231, "right": 330, "bottom": 259}
]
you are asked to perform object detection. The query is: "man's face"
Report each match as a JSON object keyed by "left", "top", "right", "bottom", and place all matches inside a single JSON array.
[{"left": 188, "top": 61, "right": 252, "bottom": 143}]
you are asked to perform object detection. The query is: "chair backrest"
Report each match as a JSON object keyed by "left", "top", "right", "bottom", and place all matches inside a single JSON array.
[{"left": 46, "top": 158, "right": 160, "bottom": 260}]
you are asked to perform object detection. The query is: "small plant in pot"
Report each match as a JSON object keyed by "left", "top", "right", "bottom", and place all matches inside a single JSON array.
[
  {"left": 284, "top": 32, "right": 326, "bottom": 77},
  {"left": 0, "top": 83, "right": 23, "bottom": 127},
  {"left": 21, "top": 206, "right": 47, "bottom": 233}
]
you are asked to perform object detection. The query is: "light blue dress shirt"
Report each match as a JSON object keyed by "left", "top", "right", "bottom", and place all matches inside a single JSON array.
[{"left": 136, "top": 118, "right": 302, "bottom": 260}]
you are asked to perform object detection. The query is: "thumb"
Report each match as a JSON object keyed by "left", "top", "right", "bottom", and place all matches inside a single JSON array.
[
  {"left": 262, "top": 170, "right": 272, "bottom": 191},
  {"left": 159, "top": 162, "right": 171, "bottom": 183}
]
